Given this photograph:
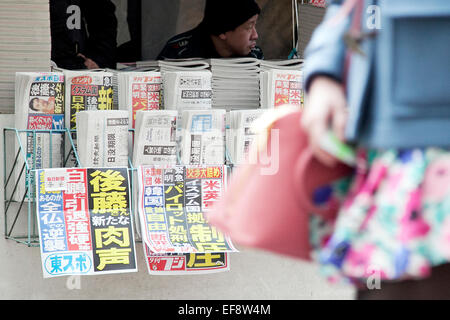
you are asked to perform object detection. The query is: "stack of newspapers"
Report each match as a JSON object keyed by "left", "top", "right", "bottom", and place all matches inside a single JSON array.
[
  {"left": 260, "top": 59, "right": 304, "bottom": 109},
  {"left": 132, "top": 110, "right": 178, "bottom": 167},
  {"left": 179, "top": 109, "right": 226, "bottom": 165},
  {"left": 76, "top": 110, "right": 129, "bottom": 167},
  {"left": 14, "top": 72, "right": 66, "bottom": 200},
  {"left": 157, "top": 58, "right": 210, "bottom": 73},
  {"left": 134, "top": 59, "right": 160, "bottom": 71},
  {"left": 209, "top": 57, "right": 261, "bottom": 111},
  {"left": 226, "top": 109, "right": 266, "bottom": 165},
  {"left": 259, "top": 58, "right": 304, "bottom": 71}
]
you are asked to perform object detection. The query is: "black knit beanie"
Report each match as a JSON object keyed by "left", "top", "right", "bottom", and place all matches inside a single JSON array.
[{"left": 202, "top": 0, "right": 261, "bottom": 35}]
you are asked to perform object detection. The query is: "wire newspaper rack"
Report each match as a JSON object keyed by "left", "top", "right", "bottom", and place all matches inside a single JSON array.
[{"left": 3, "top": 127, "right": 235, "bottom": 247}]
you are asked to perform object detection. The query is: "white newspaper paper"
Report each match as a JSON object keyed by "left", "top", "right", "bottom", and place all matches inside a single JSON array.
[{"left": 76, "top": 110, "right": 129, "bottom": 167}]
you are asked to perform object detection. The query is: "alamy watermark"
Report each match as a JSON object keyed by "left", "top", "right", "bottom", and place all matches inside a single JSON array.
[
  {"left": 66, "top": 275, "right": 81, "bottom": 290},
  {"left": 366, "top": 5, "right": 382, "bottom": 30},
  {"left": 366, "top": 265, "right": 382, "bottom": 290}
]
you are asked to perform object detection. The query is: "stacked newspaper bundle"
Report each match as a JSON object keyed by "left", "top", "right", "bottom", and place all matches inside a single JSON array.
[
  {"left": 62, "top": 70, "right": 116, "bottom": 166},
  {"left": 209, "top": 58, "right": 261, "bottom": 111},
  {"left": 144, "top": 59, "right": 210, "bottom": 110},
  {"left": 260, "top": 59, "right": 304, "bottom": 109},
  {"left": 226, "top": 109, "right": 266, "bottom": 165},
  {"left": 117, "top": 60, "right": 159, "bottom": 72},
  {"left": 14, "top": 72, "right": 66, "bottom": 200},
  {"left": 134, "top": 60, "right": 160, "bottom": 70},
  {"left": 179, "top": 109, "right": 226, "bottom": 165},
  {"left": 76, "top": 110, "right": 129, "bottom": 167},
  {"left": 162, "top": 71, "right": 212, "bottom": 111},
  {"left": 133, "top": 59, "right": 209, "bottom": 75},
  {"left": 259, "top": 58, "right": 304, "bottom": 71},
  {"left": 132, "top": 110, "right": 178, "bottom": 167},
  {"left": 117, "top": 71, "right": 162, "bottom": 128},
  {"left": 157, "top": 58, "right": 210, "bottom": 73}
]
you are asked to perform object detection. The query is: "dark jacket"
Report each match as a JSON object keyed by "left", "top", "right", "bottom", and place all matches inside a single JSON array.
[
  {"left": 50, "top": 0, "right": 118, "bottom": 70},
  {"left": 156, "top": 23, "right": 264, "bottom": 60}
]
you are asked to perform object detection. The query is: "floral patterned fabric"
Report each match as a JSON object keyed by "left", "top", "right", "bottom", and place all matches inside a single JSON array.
[{"left": 310, "top": 148, "right": 450, "bottom": 287}]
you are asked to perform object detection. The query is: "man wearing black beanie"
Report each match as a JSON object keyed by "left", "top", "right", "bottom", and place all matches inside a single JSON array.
[{"left": 157, "top": 0, "right": 264, "bottom": 60}]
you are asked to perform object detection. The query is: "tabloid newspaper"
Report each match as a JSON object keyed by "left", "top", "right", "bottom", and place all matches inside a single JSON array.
[
  {"left": 132, "top": 110, "right": 178, "bottom": 167},
  {"left": 14, "top": 72, "right": 65, "bottom": 201},
  {"left": 137, "top": 165, "right": 236, "bottom": 274},
  {"left": 179, "top": 109, "right": 226, "bottom": 166},
  {"left": 260, "top": 68, "right": 304, "bottom": 109},
  {"left": 63, "top": 70, "right": 116, "bottom": 167},
  {"left": 162, "top": 71, "right": 212, "bottom": 111},
  {"left": 35, "top": 167, "right": 137, "bottom": 278},
  {"left": 76, "top": 110, "right": 129, "bottom": 167},
  {"left": 227, "top": 109, "right": 266, "bottom": 165},
  {"left": 117, "top": 71, "right": 162, "bottom": 129}
]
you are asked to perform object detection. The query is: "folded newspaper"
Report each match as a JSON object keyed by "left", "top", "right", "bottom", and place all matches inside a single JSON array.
[
  {"left": 117, "top": 71, "right": 162, "bottom": 129},
  {"left": 14, "top": 72, "right": 65, "bottom": 201},
  {"left": 76, "top": 110, "right": 129, "bottom": 167},
  {"left": 260, "top": 68, "right": 304, "bottom": 109},
  {"left": 158, "top": 58, "right": 210, "bottom": 74},
  {"left": 227, "top": 109, "right": 266, "bottom": 165},
  {"left": 36, "top": 167, "right": 137, "bottom": 278},
  {"left": 132, "top": 110, "right": 178, "bottom": 167},
  {"left": 162, "top": 71, "right": 212, "bottom": 111},
  {"left": 62, "top": 70, "right": 116, "bottom": 167},
  {"left": 179, "top": 109, "right": 226, "bottom": 166},
  {"left": 137, "top": 164, "right": 237, "bottom": 274},
  {"left": 259, "top": 58, "right": 304, "bottom": 71}
]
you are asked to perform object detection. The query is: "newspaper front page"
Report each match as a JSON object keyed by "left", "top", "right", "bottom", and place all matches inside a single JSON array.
[
  {"left": 64, "top": 71, "right": 115, "bottom": 167},
  {"left": 260, "top": 69, "right": 303, "bottom": 109},
  {"left": 163, "top": 71, "right": 212, "bottom": 111},
  {"left": 76, "top": 110, "right": 129, "bottom": 167},
  {"left": 137, "top": 165, "right": 236, "bottom": 274},
  {"left": 36, "top": 167, "right": 137, "bottom": 278},
  {"left": 132, "top": 110, "right": 178, "bottom": 167},
  {"left": 14, "top": 72, "right": 65, "bottom": 201},
  {"left": 179, "top": 109, "right": 226, "bottom": 166},
  {"left": 117, "top": 72, "right": 161, "bottom": 128}
]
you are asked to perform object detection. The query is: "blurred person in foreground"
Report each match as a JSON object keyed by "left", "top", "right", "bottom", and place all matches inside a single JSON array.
[{"left": 301, "top": 0, "right": 450, "bottom": 299}]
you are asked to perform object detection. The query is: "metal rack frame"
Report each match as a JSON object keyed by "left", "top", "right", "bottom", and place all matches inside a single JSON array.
[{"left": 3, "top": 128, "right": 79, "bottom": 246}]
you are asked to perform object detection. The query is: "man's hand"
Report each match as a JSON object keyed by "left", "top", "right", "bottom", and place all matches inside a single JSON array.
[
  {"left": 77, "top": 53, "right": 100, "bottom": 69},
  {"left": 301, "top": 76, "right": 348, "bottom": 167}
]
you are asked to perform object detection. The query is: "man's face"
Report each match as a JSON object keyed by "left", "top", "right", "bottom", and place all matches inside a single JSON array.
[{"left": 222, "top": 14, "right": 259, "bottom": 57}]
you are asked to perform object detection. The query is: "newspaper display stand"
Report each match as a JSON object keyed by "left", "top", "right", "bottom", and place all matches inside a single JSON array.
[
  {"left": 3, "top": 128, "right": 79, "bottom": 246},
  {"left": 3, "top": 127, "right": 234, "bottom": 247}
]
